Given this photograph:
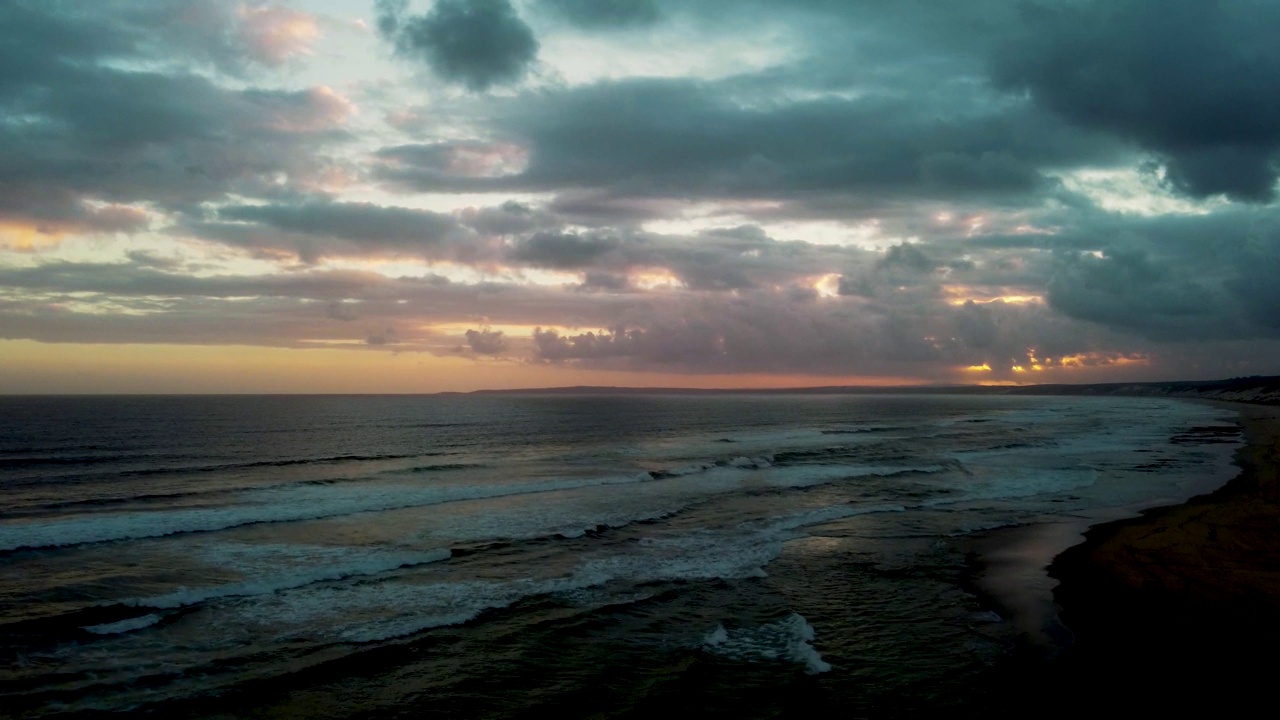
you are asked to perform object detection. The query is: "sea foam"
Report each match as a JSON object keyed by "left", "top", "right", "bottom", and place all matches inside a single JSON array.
[{"left": 704, "top": 613, "right": 831, "bottom": 674}]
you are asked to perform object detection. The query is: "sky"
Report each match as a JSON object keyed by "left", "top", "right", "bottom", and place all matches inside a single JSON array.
[{"left": 1, "top": 0, "right": 1279, "bottom": 393}]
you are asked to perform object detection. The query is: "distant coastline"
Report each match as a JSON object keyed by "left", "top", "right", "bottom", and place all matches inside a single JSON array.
[
  {"left": 466, "top": 375, "right": 1280, "bottom": 404},
  {"left": 7, "top": 375, "right": 1279, "bottom": 401}
]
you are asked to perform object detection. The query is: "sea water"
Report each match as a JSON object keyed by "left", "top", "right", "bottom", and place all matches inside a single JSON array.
[{"left": 0, "top": 394, "right": 1242, "bottom": 716}]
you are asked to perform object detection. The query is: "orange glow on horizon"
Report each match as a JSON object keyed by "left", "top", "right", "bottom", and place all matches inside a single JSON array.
[{"left": 0, "top": 340, "right": 931, "bottom": 394}]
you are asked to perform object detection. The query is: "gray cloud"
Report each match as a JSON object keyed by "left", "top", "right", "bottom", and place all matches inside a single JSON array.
[
  {"left": 465, "top": 327, "right": 508, "bottom": 354},
  {"left": 218, "top": 202, "right": 459, "bottom": 244},
  {"left": 0, "top": 1, "right": 350, "bottom": 235},
  {"left": 525, "top": 288, "right": 1122, "bottom": 379},
  {"left": 992, "top": 0, "right": 1280, "bottom": 202},
  {"left": 509, "top": 231, "right": 622, "bottom": 269},
  {"left": 377, "top": 0, "right": 539, "bottom": 91},
  {"left": 366, "top": 327, "right": 398, "bottom": 346},
  {"left": 539, "top": 0, "right": 661, "bottom": 28},
  {"left": 373, "top": 77, "right": 1113, "bottom": 211}
]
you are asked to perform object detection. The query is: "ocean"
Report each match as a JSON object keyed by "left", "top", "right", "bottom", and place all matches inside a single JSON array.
[{"left": 0, "top": 394, "right": 1242, "bottom": 717}]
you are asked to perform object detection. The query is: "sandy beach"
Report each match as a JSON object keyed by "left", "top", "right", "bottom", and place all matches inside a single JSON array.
[{"left": 1041, "top": 402, "right": 1280, "bottom": 711}]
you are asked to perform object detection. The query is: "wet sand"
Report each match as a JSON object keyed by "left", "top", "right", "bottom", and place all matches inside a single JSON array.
[
  {"left": 1043, "top": 402, "right": 1280, "bottom": 711},
  {"left": 958, "top": 401, "right": 1280, "bottom": 714}
]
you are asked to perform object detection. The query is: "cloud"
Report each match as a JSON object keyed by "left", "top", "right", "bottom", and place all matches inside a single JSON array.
[
  {"left": 992, "top": 0, "right": 1280, "bottom": 202},
  {"left": 465, "top": 327, "right": 508, "bottom": 354},
  {"left": 237, "top": 4, "right": 321, "bottom": 66},
  {"left": 539, "top": 0, "right": 662, "bottom": 28},
  {"left": 509, "top": 231, "right": 622, "bottom": 269},
  {"left": 1036, "top": 208, "right": 1280, "bottom": 342},
  {"left": 523, "top": 289, "right": 1105, "bottom": 378},
  {"left": 216, "top": 201, "right": 461, "bottom": 247},
  {"left": 377, "top": 0, "right": 539, "bottom": 91},
  {"left": 0, "top": 2, "right": 353, "bottom": 240},
  {"left": 366, "top": 327, "right": 398, "bottom": 346},
  {"left": 373, "top": 77, "right": 1112, "bottom": 211}
]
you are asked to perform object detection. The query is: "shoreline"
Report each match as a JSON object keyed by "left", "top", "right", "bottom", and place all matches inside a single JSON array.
[
  {"left": 959, "top": 399, "right": 1247, "bottom": 655},
  {"left": 964, "top": 400, "right": 1280, "bottom": 712},
  {"left": 1043, "top": 401, "right": 1280, "bottom": 709}
]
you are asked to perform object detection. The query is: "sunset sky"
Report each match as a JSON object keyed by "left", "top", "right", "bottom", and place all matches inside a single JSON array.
[{"left": 2, "top": 0, "right": 1278, "bottom": 393}]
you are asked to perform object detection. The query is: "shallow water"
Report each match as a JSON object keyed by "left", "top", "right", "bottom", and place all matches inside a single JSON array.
[{"left": 0, "top": 394, "right": 1241, "bottom": 717}]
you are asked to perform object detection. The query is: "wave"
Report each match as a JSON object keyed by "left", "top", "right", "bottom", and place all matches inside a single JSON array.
[
  {"left": 820, "top": 425, "right": 901, "bottom": 435},
  {"left": 703, "top": 613, "right": 831, "bottom": 674},
  {"left": 0, "top": 451, "right": 960, "bottom": 552},
  {"left": 122, "top": 547, "right": 451, "bottom": 610},
  {"left": 215, "top": 500, "right": 912, "bottom": 646},
  {"left": 12, "top": 461, "right": 478, "bottom": 518},
  {"left": 82, "top": 613, "right": 163, "bottom": 635},
  {"left": 3, "top": 451, "right": 445, "bottom": 487},
  {"left": 0, "top": 472, "right": 660, "bottom": 551}
]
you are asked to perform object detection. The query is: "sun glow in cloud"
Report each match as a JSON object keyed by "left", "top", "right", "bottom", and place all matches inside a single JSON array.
[
  {"left": 813, "top": 273, "right": 842, "bottom": 298},
  {"left": 942, "top": 286, "right": 1044, "bottom": 306},
  {"left": 1, "top": 224, "right": 69, "bottom": 252},
  {"left": 237, "top": 4, "right": 321, "bottom": 65},
  {"left": 631, "top": 269, "right": 684, "bottom": 290}
]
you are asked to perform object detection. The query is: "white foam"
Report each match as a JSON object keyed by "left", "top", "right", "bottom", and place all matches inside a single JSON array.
[
  {"left": 83, "top": 613, "right": 162, "bottom": 635},
  {"left": 0, "top": 471, "right": 665, "bottom": 551},
  {"left": 703, "top": 613, "right": 831, "bottom": 674},
  {"left": 406, "top": 463, "right": 937, "bottom": 549},
  {"left": 122, "top": 545, "right": 450, "bottom": 609},
  {"left": 232, "top": 501, "right": 909, "bottom": 646}
]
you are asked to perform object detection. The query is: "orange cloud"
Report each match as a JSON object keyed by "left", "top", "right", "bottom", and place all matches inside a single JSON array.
[{"left": 0, "top": 204, "right": 149, "bottom": 250}]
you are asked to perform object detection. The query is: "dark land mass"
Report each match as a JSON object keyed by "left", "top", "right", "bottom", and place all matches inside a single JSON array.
[
  {"left": 961, "top": 400, "right": 1280, "bottom": 716},
  {"left": 1035, "top": 402, "right": 1280, "bottom": 714},
  {"left": 470, "top": 375, "right": 1280, "bottom": 404}
]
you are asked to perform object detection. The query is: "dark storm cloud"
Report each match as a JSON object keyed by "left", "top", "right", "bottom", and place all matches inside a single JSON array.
[
  {"left": 216, "top": 202, "right": 463, "bottom": 249},
  {"left": 0, "top": 262, "right": 433, "bottom": 301},
  {"left": 459, "top": 201, "right": 558, "bottom": 237},
  {"left": 500, "top": 225, "right": 872, "bottom": 292},
  {"left": 373, "top": 77, "right": 1112, "bottom": 207},
  {"left": 1035, "top": 208, "right": 1280, "bottom": 342},
  {"left": 1046, "top": 248, "right": 1226, "bottom": 340},
  {"left": 580, "top": 272, "right": 631, "bottom": 291},
  {"left": 376, "top": 0, "right": 539, "bottom": 91},
  {"left": 878, "top": 243, "right": 938, "bottom": 274},
  {"left": 837, "top": 242, "right": 947, "bottom": 300},
  {"left": 508, "top": 232, "right": 622, "bottom": 269},
  {"left": 992, "top": 0, "right": 1280, "bottom": 202},
  {"left": 182, "top": 200, "right": 540, "bottom": 265},
  {"left": 539, "top": 0, "right": 662, "bottom": 28}
]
